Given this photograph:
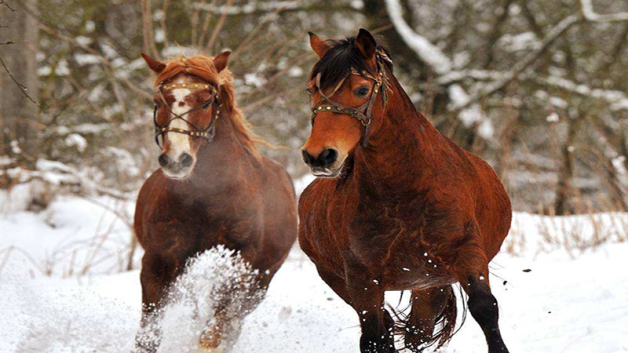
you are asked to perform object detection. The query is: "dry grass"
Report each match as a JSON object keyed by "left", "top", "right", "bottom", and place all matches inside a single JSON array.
[
  {"left": 0, "top": 196, "right": 138, "bottom": 279},
  {"left": 505, "top": 200, "right": 628, "bottom": 257}
]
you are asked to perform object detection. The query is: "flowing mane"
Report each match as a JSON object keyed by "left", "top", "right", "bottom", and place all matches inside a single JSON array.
[{"left": 154, "top": 54, "right": 266, "bottom": 159}]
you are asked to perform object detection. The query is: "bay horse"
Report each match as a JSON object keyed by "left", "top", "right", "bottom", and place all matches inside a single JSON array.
[
  {"left": 298, "top": 29, "right": 512, "bottom": 353},
  {"left": 134, "top": 52, "right": 297, "bottom": 352}
]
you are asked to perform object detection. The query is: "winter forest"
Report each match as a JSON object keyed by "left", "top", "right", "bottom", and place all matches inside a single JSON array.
[{"left": 1, "top": 0, "right": 628, "bottom": 352}]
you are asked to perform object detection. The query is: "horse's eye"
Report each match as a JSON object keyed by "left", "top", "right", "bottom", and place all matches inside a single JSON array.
[
  {"left": 305, "top": 88, "right": 313, "bottom": 95},
  {"left": 154, "top": 100, "right": 162, "bottom": 108},
  {"left": 354, "top": 86, "right": 370, "bottom": 97}
]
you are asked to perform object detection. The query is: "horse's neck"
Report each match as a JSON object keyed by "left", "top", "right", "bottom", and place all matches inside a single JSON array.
[
  {"left": 353, "top": 80, "right": 441, "bottom": 193},
  {"left": 193, "top": 114, "right": 254, "bottom": 189}
]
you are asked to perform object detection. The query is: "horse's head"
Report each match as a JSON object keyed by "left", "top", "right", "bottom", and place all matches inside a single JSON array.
[
  {"left": 302, "top": 29, "right": 391, "bottom": 177},
  {"left": 141, "top": 52, "right": 231, "bottom": 179}
]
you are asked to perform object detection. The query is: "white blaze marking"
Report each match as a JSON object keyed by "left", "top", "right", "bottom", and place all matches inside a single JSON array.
[{"left": 167, "top": 78, "right": 192, "bottom": 158}]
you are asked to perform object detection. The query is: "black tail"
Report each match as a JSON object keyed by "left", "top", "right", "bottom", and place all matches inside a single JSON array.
[{"left": 390, "top": 285, "right": 466, "bottom": 352}]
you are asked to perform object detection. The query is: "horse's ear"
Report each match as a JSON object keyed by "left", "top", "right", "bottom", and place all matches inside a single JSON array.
[
  {"left": 309, "top": 32, "right": 330, "bottom": 59},
  {"left": 355, "top": 28, "right": 377, "bottom": 60},
  {"left": 141, "top": 53, "right": 166, "bottom": 73},
  {"left": 213, "top": 51, "right": 231, "bottom": 73}
]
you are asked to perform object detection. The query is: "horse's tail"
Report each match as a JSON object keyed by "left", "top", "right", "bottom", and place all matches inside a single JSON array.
[{"left": 390, "top": 285, "right": 465, "bottom": 352}]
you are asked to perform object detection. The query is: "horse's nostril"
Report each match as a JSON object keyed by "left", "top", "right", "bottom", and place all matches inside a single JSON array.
[
  {"left": 319, "top": 148, "right": 338, "bottom": 166},
  {"left": 302, "top": 150, "right": 315, "bottom": 165},
  {"left": 179, "top": 153, "right": 194, "bottom": 167},
  {"left": 158, "top": 153, "right": 170, "bottom": 168}
]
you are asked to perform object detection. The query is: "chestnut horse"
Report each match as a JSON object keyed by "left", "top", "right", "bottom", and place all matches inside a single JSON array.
[
  {"left": 299, "top": 29, "right": 512, "bottom": 353},
  {"left": 134, "top": 53, "right": 297, "bottom": 352}
]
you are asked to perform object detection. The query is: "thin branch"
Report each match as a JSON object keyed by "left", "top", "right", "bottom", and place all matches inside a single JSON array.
[
  {"left": 205, "top": 0, "right": 234, "bottom": 51},
  {"left": 0, "top": 0, "right": 16, "bottom": 11},
  {"left": 451, "top": 13, "right": 582, "bottom": 112},
  {"left": 191, "top": 0, "right": 207, "bottom": 47},
  {"left": 230, "top": 3, "right": 297, "bottom": 61},
  {"left": 39, "top": 24, "right": 152, "bottom": 102},
  {"left": 580, "top": 0, "right": 628, "bottom": 23},
  {"left": 198, "top": 0, "right": 219, "bottom": 47},
  {"left": 242, "top": 86, "right": 303, "bottom": 113},
  {"left": 0, "top": 54, "right": 44, "bottom": 109},
  {"left": 483, "top": 0, "right": 515, "bottom": 69}
]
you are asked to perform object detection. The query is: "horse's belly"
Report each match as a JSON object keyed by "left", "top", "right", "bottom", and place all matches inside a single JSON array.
[{"left": 384, "top": 273, "right": 456, "bottom": 291}]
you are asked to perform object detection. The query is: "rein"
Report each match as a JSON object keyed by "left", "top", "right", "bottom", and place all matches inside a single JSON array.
[
  {"left": 153, "top": 82, "right": 221, "bottom": 147},
  {"left": 310, "top": 54, "right": 389, "bottom": 148}
]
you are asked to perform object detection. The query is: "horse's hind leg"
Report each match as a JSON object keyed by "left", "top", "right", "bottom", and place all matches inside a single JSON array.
[
  {"left": 454, "top": 245, "right": 509, "bottom": 353},
  {"left": 402, "top": 286, "right": 456, "bottom": 352}
]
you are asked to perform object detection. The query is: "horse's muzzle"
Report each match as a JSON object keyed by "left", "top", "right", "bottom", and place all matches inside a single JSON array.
[{"left": 159, "top": 152, "right": 195, "bottom": 179}]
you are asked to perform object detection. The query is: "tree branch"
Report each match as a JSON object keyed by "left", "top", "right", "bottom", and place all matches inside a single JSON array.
[
  {"left": 451, "top": 13, "right": 582, "bottom": 112},
  {"left": 580, "top": 0, "right": 628, "bottom": 23},
  {"left": 141, "top": 0, "right": 159, "bottom": 57},
  {"left": 205, "top": 0, "right": 234, "bottom": 51},
  {"left": 0, "top": 0, "right": 16, "bottom": 12},
  {"left": 0, "top": 53, "right": 44, "bottom": 109},
  {"left": 438, "top": 69, "right": 628, "bottom": 112}
]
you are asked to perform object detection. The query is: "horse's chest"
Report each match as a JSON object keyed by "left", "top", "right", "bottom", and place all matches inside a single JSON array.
[
  {"left": 348, "top": 204, "right": 456, "bottom": 288},
  {"left": 143, "top": 203, "right": 261, "bottom": 257}
]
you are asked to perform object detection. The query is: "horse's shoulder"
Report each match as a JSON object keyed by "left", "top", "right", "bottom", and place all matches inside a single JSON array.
[
  {"left": 136, "top": 169, "right": 165, "bottom": 210},
  {"left": 257, "top": 156, "right": 295, "bottom": 194},
  {"left": 259, "top": 156, "right": 289, "bottom": 177}
]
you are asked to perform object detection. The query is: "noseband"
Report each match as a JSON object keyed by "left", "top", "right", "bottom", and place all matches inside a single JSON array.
[
  {"left": 153, "top": 82, "right": 221, "bottom": 147},
  {"left": 310, "top": 54, "right": 389, "bottom": 148}
]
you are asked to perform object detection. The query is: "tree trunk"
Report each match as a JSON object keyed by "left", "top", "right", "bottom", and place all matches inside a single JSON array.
[
  {"left": 554, "top": 115, "right": 580, "bottom": 215},
  {"left": 0, "top": 0, "right": 39, "bottom": 159}
]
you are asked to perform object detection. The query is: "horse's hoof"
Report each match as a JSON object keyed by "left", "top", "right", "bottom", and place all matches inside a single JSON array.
[{"left": 190, "top": 348, "right": 225, "bottom": 353}]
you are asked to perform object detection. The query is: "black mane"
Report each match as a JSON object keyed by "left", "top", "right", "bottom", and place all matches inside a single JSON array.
[{"left": 310, "top": 37, "right": 393, "bottom": 90}]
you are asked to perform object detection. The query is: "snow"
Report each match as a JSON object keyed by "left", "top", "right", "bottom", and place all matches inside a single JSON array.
[
  {"left": 1, "top": 193, "right": 627, "bottom": 352},
  {"left": 64, "top": 134, "right": 87, "bottom": 152},
  {"left": 195, "top": 1, "right": 301, "bottom": 15},
  {"left": 546, "top": 112, "right": 560, "bottom": 123},
  {"left": 499, "top": 32, "right": 539, "bottom": 52},
  {"left": 385, "top": 0, "right": 451, "bottom": 75},
  {"left": 581, "top": 0, "right": 628, "bottom": 23}
]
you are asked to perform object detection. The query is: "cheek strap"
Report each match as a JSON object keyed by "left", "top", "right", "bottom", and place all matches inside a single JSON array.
[{"left": 310, "top": 63, "right": 386, "bottom": 148}]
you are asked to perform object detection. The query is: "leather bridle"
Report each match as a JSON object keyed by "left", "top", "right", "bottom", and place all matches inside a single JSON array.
[
  {"left": 153, "top": 82, "right": 221, "bottom": 147},
  {"left": 309, "top": 54, "right": 389, "bottom": 148}
]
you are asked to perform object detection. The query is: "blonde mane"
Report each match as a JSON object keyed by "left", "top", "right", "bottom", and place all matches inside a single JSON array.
[{"left": 155, "top": 54, "right": 266, "bottom": 160}]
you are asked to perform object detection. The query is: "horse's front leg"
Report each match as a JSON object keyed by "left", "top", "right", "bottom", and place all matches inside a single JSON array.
[
  {"left": 198, "top": 273, "right": 265, "bottom": 352},
  {"left": 344, "top": 253, "right": 397, "bottom": 353},
  {"left": 135, "top": 255, "right": 177, "bottom": 353}
]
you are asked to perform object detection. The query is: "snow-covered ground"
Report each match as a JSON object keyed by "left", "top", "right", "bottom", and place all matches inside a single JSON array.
[{"left": 1, "top": 188, "right": 627, "bottom": 353}]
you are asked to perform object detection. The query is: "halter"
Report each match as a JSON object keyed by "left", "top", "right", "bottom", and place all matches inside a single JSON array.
[
  {"left": 309, "top": 54, "right": 389, "bottom": 147},
  {"left": 153, "top": 82, "right": 221, "bottom": 147}
]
